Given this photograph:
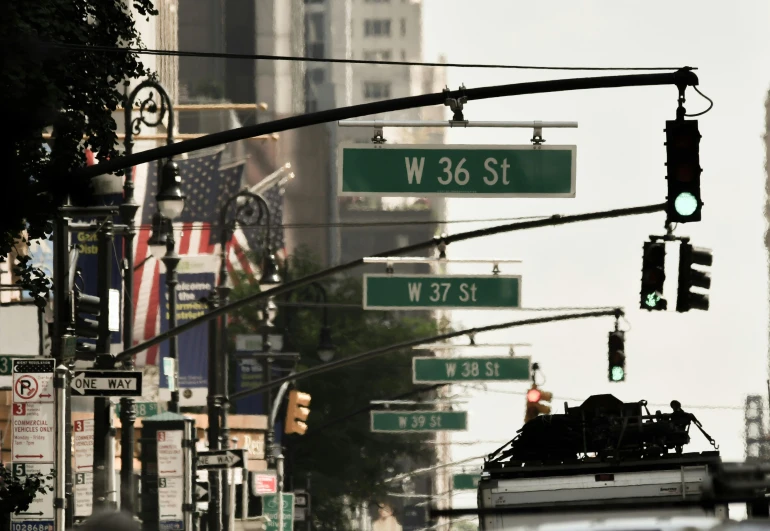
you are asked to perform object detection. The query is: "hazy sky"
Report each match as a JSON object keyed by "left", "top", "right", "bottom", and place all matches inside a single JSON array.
[{"left": 418, "top": 0, "right": 770, "bottom": 511}]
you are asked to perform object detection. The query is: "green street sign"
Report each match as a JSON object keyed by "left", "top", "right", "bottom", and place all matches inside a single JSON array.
[
  {"left": 0, "top": 356, "right": 13, "bottom": 376},
  {"left": 412, "top": 357, "right": 531, "bottom": 384},
  {"left": 338, "top": 143, "right": 576, "bottom": 197},
  {"left": 363, "top": 274, "right": 521, "bottom": 310},
  {"left": 114, "top": 402, "right": 162, "bottom": 418},
  {"left": 453, "top": 474, "right": 481, "bottom": 490},
  {"left": 262, "top": 493, "right": 294, "bottom": 531},
  {"left": 371, "top": 411, "right": 468, "bottom": 432}
]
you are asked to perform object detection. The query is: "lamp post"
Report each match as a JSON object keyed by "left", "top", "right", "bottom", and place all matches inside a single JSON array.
[
  {"left": 148, "top": 213, "right": 182, "bottom": 412},
  {"left": 207, "top": 190, "right": 281, "bottom": 531},
  {"left": 120, "top": 79, "right": 177, "bottom": 516}
]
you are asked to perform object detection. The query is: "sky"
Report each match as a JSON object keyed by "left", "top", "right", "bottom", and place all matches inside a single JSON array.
[{"left": 418, "top": 0, "right": 770, "bottom": 513}]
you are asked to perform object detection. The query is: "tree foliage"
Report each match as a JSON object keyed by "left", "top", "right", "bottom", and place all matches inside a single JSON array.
[
  {"left": 1, "top": 0, "right": 157, "bottom": 300},
  {"left": 0, "top": 465, "right": 53, "bottom": 515},
  {"left": 229, "top": 248, "right": 441, "bottom": 530}
]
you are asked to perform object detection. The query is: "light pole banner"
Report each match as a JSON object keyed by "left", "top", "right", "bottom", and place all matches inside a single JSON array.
[{"left": 158, "top": 256, "right": 215, "bottom": 406}]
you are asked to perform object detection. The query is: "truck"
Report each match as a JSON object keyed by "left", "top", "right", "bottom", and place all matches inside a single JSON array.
[{"left": 477, "top": 394, "right": 732, "bottom": 530}]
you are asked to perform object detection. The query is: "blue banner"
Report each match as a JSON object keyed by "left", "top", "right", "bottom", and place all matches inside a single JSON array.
[
  {"left": 70, "top": 191, "right": 125, "bottom": 349},
  {"left": 158, "top": 270, "right": 214, "bottom": 389}
]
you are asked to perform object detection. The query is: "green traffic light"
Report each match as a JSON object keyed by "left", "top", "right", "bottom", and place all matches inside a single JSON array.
[
  {"left": 610, "top": 366, "right": 625, "bottom": 381},
  {"left": 644, "top": 292, "right": 661, "bottom": 308},
  {"left": 674, "top": 192, "right": 698, "bottom": 217}
]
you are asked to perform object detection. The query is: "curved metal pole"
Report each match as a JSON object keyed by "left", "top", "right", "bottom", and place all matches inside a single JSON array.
[
  {"left": 120, "top": 78, "right": 174, "bottom": 517},
  {"left": 212, "top": 189, "right": 273, "bottom": 531}
]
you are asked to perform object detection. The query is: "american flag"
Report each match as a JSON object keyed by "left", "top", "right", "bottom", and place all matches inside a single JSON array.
[{"left": 131, "top": 150, "right": 259, "bottom": 367}]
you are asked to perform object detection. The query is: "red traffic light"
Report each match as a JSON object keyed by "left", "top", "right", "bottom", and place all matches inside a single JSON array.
[{"left": 527, "top": 389, "right": 541, "bottom": 403}]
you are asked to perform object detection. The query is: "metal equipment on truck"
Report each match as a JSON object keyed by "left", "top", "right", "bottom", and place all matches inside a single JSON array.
[{"left": 478, "top": 394, "right": 729, "bottom": 530}]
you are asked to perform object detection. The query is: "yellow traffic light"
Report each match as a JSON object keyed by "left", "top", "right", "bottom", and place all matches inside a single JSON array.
[
  {"left": 285, "top": 390, "right": 311, "bottom": 435},
  {"left": 524, "top": 385, "right": 552, "bottom": 424}
]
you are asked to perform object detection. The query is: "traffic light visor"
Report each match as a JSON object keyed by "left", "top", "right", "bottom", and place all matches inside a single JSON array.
[{"left": 526, "top": 389, "right": 541, "bottom": 403}]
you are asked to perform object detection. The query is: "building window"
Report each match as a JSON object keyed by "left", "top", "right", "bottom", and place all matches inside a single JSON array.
[
  {"left": 364, "top": 82, "right": 391, "bottom": 99},
  {"left": 364, "top": 19, "right": 391, "bottom": 37},
  {"left": 363, "top": 50, "right": 392, "bottom": 61},
  {"left": 400, "top": 18, "right": 406, "bottom": 36}
]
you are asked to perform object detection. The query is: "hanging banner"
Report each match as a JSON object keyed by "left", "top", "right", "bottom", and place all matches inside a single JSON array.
[{"left": 158, "top": 256, "right": 215, "bottom": 406}]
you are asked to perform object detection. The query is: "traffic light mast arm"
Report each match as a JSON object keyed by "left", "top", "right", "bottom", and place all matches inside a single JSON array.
[
  {"left": 75, "top": 69, "right": 698, "bottom": 180},
  {"left": 117, "top": 203, "right": 661, "bottom": 362},
  {"left": 231, "top": 309, "right": 622, "bottom": 401}
]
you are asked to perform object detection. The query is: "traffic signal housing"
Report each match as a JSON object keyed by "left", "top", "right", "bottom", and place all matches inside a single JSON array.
[
  {"left": 285, "top": 389, "right": 311, "bottom": 435},
  {"left": 676, "top": 243, "right": 712, "bottom": 313},
  {"left": 524, "top": 385, "right": 552, "bottom": 424},
  {"left": 640, "top": 241, "right": 667, "bottom": 311},
  {"left": 74, "top": 287, "right": 102, "bottom": 354},
  {"left": 608, "top": 330, "right": 626, "bottom": 382},
  {"left": 665, "top": 119, "right": 703, "bottom": 223}
]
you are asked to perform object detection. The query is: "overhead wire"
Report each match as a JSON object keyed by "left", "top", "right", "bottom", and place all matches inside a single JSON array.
[{"left": 44, "top": 42, "right": 694, "bottom": 72}]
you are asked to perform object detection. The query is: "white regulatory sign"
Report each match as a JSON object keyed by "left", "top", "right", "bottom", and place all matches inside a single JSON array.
[
  {"left": 74, "top": 419, "right": 95, "bottom": 471},
  {"left": 12, "top": 402, "right": 55, "bottom": 462},
  {"left": 13, "top": 359, "right": 55, "bottom": 403},
  {"left": 74, "top": 472, "right": 93, "bottom": 518},
  {"left": 157, "top": 430, "right": 184, "bottom": 477},
  {"left": 158, "top": 476, "right": 184, "bottom": 531},
  {"left": 11, "top": 463, "right": 55, "bottom": 520}
]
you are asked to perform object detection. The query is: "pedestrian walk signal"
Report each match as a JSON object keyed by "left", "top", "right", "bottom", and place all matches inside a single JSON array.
[
  {"left": 640, "top": 241, "right": 667, "bottom": 311},
  {"left": 665, "top": 119, "right": 703, "bottom": 223}
]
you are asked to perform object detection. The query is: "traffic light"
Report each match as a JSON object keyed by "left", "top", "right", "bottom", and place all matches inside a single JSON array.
[
  {"left": 676, "top": 242, "right": 712, "bottom": 313},
  {"left": 285, "top": 389, "right": 311, "bottom": 435},
  {"left": 74, "top": 284, "right": 102, "bottom": 354},
  {"left": 665, "top": 119, "right": 702, "bottom": 223},
  {"left": 524, "top": 385, "right": 552, "bottom": 424},
  {"left": 640, "top": 241, "right": 667, "bottom": 311},
  {"left": 608, "top": 330, "right": 625, "bottom": 382}
]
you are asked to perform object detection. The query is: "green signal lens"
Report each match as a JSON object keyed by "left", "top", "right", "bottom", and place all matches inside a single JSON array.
[
  {"left": 611, "top": 366, "right": 625, "bottom": 381},
  {"left": 644, "top": 293, "right": 661, "bottom": 308},
  {"left": 674, "top": 192, "right": 698, "bottom": 216}
]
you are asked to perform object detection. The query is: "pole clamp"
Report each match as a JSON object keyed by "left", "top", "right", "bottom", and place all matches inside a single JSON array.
[
  {"left": 371, "top": 121, "right": 386, "bottom": 145},
  {"left": 444, "top": 85, "right": 468, "bottom": 121},
  {"left": 54, "top": 498, "right": 66, "bottom": 509},
  {"left": 531, "top": 121, "right": 545, "bottom": 147}
]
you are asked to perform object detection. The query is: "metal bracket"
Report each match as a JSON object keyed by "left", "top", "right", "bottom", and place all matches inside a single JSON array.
[
  {"left": 531, "top": 120, "right": 545, "bottom": 147},
  {"left": 444, "top": 85, "right": 468, "bottom": 122},
  {"left": 491, "top": 262, "right": 500, "bottom": 275},
  {"left": 371, "top": 123, "right": 386, "bottom": 145},
  {"left": 436, "top": 234, "right": 448, "bottom": 259},
  {"left": 385, "top": 262, "right": 394, "bottom": 275}
]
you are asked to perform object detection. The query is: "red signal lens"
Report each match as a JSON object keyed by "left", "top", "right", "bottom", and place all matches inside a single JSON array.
[{"left": 527, "top": 389, "right": 541, "bottom": 403}]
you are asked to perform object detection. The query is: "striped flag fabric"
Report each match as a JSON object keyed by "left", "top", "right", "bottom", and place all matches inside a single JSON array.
[
  {"left": 131, "top": 151, "right": 258, "bottom": 367},
  {"left": 243, "top": 183, "right": 288, "bottom": 262}
]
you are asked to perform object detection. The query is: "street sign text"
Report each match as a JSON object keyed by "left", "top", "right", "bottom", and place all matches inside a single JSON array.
[
  {"left": 371, "top": 411, "right": 468, "bottom": 432},
  {"left": 412, "top": 357, "right": 531, "bottom": 384}
]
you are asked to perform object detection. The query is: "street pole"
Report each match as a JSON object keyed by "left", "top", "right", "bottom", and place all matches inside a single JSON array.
[
  {"left": 54, "top": 365, "right": 68, "bottom": 531},
  {"left": 268, "top": 381, "right": 292, "bottom": 531},
  {"left": 120, "top": 78, "right": 174, "bottom": 514},
  {"left": 52, "top": 210, "right": 76, "bottom": 528},
  {"left": 162, "top": 226, "right": 181, "bottom": 413},
  {"left": 93, "top": 219, "right": 115, "bottom": 512},
  {"left": 207, "top": 290, "right": 223, "bottom": 531}
]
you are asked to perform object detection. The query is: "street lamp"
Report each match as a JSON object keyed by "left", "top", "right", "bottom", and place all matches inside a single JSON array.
[
  {"left": 207, "top": 190, "right": 278, "bottom": 531},
  {"left": 118, "top": 78, "right": 176, "bottom": 519},
  {"left": 156, "top": 159, "right": 185, "bottom": 220},
  {"left": 147, "top": 212, "right": 169, "bottom": 258}
]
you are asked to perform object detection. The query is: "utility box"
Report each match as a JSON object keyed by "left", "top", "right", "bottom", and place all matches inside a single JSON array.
[{"left": 140, "top": 413, "right": 196, "bottom": 531}]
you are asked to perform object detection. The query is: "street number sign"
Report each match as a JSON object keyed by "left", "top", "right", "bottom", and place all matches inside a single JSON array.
[
  {"left": 12, "top": 402, "right": 56, "bottom": 462},
  {"left": 453, "top": 473, "right": 481, "bottom": 490},
  {"left": 370, "top": 411, "right": 468, "bottom": 432},
  {"left": 339, "top": 143, "right": 576, "bottom": 197},
  {"left": 71, "top": 370, "right": 142, "bottom": 397},
  {"left": 363, "top": 274, "right": 521, "bottom": 310},
  {"left": 412, "top": 357, "right": 531, "bottom": 384},
  {"left": 196, "top": 449, "right": 246, "bottom": 470},
  {"left": 12, "top": 463, "right": 55, "bottom": 520},
  {"left": 114, "top": 401, "right": 161, "bottom": 418}
]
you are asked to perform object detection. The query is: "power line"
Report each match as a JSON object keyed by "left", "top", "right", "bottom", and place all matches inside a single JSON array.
[{"left": 44, "top": 42, "right": 694, "bottom": 72}]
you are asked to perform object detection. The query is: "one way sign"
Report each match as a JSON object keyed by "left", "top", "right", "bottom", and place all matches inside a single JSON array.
[
  {"left": 71, "top": 370, "right": 142, "bottom": 397},
  {"left": 196, "top": 449, "right": 246, "bottom": 470}
]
